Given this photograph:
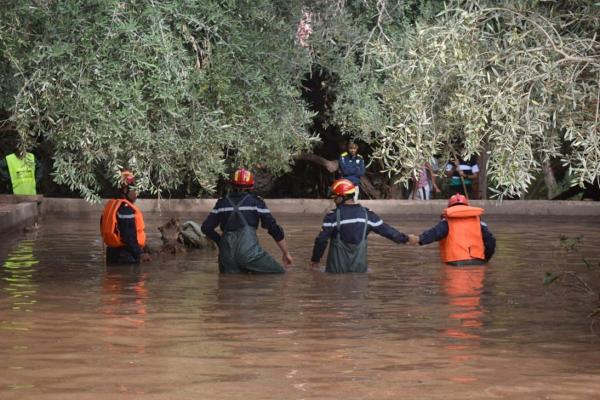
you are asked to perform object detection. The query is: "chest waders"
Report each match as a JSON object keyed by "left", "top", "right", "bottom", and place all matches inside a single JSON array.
[
  {"left": 218, "top": 195, "right": 285, "bottom": 274},
  {"left": 325, "top": 208, "right": 369, "bottom": 273}
]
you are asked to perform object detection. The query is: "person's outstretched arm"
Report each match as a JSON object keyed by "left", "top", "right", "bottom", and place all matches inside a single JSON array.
[
  {"left": 367, "top": 210, "right": 409, "bottom": 244},
  {"left": 276, "top": 239, "right": 293, "bottom": 267},
  {"left": 418, "top": 219, "right": 449, "bottom": 245}
]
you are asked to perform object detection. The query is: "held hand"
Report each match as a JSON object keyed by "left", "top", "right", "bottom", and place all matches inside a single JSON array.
[
  {"left": 408, "top": 234, "right": 420, "bottom": 246},
  {"left": 282, "top": 252, "right": 294, "bottom": 267},
  {"left": 140, "top": 253, "right": 152, "bottom": 262}
]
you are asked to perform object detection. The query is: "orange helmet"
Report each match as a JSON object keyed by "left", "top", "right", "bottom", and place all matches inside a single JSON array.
[
  {"left": 331, "top": 178, "right": 356, "bottom": 197},
  {"left": 120, "top": 169, "right": 136, "bottom": 189},
  {"left": 448, "top": 193, "right": 468, "bottom": 207},
  {"left": 231, "top": 168, "right": 255, "bottom": 188}
]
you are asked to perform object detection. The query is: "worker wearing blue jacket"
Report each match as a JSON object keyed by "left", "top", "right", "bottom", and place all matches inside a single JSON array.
[
  {"left": 201, "top": 168, "right": 293, "bottom": 274},
  {"left": 310, "top": 179, "right": 409, "bottom": 273},
  {"left": 338, "top": 141, "right": 365, "bottom": 200}
]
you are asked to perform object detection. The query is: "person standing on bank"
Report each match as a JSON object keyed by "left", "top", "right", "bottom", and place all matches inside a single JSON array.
[
  {"left": 338, "top": 140, "right": 365, "bottom": 201},
  {"left": 100, "top": 170, "right": 151, "bottom": 264},
  {"left": 411, "top": 161, "right": 440, "bottom": 200},
  {"left": 445, "top": 157, "right": 479, "bottom": 197},
  {"left": 408, "top": 193, "right": 495, "bottom": 266},
  {"left": 201, "top": 168, "right": 293, "bottom": 274},
  {"left": 310, "top": 179, "right": 410, "bottom": 273},
  {"left": 0, "top": 149, "right": 43, "bottom": 195}
]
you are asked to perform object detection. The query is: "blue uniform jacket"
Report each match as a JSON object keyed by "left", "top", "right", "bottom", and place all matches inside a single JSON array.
[
  {"left": 338, "top": 152, "right": 365, "bottom": 186},
  {"left": 201, "top": 192, "right": 285, "bottom": 246},
  {"left": 311, "top": 203, "right": 408, "bottom": 262},
  {"left": 418, "top": 218, "right": 496, "bottom": 261}
]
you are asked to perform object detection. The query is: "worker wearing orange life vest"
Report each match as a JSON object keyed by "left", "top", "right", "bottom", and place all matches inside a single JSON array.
[
  {"left": 409, "top": 194, "right": 495, "bottom": 265},
  {"left": 100, "top": 170, "right": 150, "bottom": 264}
]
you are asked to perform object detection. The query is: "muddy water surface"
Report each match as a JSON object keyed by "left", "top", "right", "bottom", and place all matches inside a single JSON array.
[{"left": 1, "top": 212, "right": 599, "bottom": 399}]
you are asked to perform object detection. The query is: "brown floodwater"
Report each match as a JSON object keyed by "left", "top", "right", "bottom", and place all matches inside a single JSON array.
[{"left": 1, "top": 211, "right": 599, "bottom": 399}]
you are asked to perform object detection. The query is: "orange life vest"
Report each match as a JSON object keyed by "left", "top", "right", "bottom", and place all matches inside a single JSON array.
[
  {"left": 100, "top": 199, "right": 146, "bottom": 248},
  {"left": 439, "top": 205, "right": 485, "bottom": 264}
]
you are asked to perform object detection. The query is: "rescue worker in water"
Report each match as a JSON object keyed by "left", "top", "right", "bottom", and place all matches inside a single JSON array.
[
  {"left": 201, "top": 168, "right": 293, "bottom": 274},
  {"left": 408, "top": 193, "right": 496, "bottom": 265},
  {"left": 310, "top": 178, "right": 410, "bottom": 273},
  {"left": 100, "top": 170, "right": 151, "bottom": 264}
]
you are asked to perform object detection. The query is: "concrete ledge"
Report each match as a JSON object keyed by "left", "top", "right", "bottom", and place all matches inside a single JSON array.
[
  {"left": 0, "top": 194, "right": 44, "bottom": 204},
  {"left": 0, "top": 202, "right": 38, "bottom": 234},
  {"left": 39, "top": 197, "right": 600, "bottom": 216}
]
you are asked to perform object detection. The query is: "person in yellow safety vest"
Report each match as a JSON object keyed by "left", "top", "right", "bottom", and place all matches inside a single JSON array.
[
  {"left": 0, "top": 151, "right": 43, "bottom": 195},
  {"left": 100, "top": 170, "right": 151, "bottom": 264},
  {"left": 408, "top": 194, "right": 496, "bottom": 266}
]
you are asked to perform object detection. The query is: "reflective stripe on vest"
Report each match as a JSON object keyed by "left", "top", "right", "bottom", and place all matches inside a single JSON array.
[
  {"left": 439, "top": 205, "right": 485, "bottom": 263},
  {"left": 6, "top": 153, "right": 36, "bottom": 195},
  {"left": 100, "top": 199, "right": 146, "bottom": 248}
]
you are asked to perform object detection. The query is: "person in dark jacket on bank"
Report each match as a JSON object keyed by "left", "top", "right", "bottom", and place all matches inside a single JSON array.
[
  {"left": 201, "top": 168, "right": 293, "bottom": 274},
  {"left": 338, "top": 140, "right": 365, "bottom": 201},
  {"left": 408, "top": 193, "right": 495, "bottom": 265},
  {"left": 310, "top": 178, "right": 410, "bottom": 273}
]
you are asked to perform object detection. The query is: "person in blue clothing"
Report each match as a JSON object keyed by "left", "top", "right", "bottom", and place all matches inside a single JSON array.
[
  {"left": 338, "top": 140, "right": 365, "bottom": 200},
  {"left": 201, "top": 168, "right": 293, "bottom": 274},
  {"left": 310, "top": 178, "right": 410, "bottom": 273}
]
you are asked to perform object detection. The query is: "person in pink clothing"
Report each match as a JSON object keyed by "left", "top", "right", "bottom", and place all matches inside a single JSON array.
[{"left": 410, "top": 161, "right": 440, "bottom": 200}]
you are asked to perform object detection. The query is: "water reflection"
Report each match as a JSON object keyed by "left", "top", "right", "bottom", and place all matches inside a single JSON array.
[
  {"left": 2, "top": 240, "right": 39, "bottom": 315},
  {"left": 441, "top": 265, "right": 485, "bottom": 384},
  {"left": 101, "top": 265, "right": 148, "bottom": 355},
  {"left": 442, "top": 265, "right": 485, "bottom": 340}
]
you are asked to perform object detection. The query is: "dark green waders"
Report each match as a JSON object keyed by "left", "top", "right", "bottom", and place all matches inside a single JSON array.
[
  {"left": 218, "top": 194, "right": 285, "bottom": 274},
  {"left": 325, "top": 208, "right": 369, "bottom": 273}
]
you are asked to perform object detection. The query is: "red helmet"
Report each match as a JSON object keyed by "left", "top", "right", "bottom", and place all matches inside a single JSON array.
[
  {"left": 231, "top": 168, "right": 255, "bottom": 188},
  {"left": 331, "top": 178, "right": 356, "bottom": 197},
  {"left": 120, "top": 170, "right": 136, "bottom": 189},
  {"left": 448, "top": 193, "right": 469, "bottom": 207}
]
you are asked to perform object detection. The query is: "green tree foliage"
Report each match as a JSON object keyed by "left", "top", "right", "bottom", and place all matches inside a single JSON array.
[
  {"left": 1, "top": 0, "right": 599, "bottom": 200},
  {"left": 324, "top": 0, "right": 600, "bottom": 198},
  {"left": 1, "top": 0, "right": 315, "bottom": 201}
]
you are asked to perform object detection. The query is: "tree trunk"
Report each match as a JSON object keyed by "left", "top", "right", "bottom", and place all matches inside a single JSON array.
[
  {"left": 294, "top": 152, "right": 338, "bottom": 173},
  {"left": 359, "top": 175, "right": 381, "bottom": 199},
  {"left": 542, "top": 161, "right": 557, "bottom": 199},
  {"left": 478, "top": 151, "right": 488, "bottom": 200}
]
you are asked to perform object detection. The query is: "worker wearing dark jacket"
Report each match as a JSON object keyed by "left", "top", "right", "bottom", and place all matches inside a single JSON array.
[
  {"left": 310, "top": 179, "right": 409, "bottom": 273},
  {"left": 201, "top": 168, "right": 293, "bottom": 274},
  {"left": 338, "top": 141, "right": 365, "bottom": 200},
  {"left": 409, "top": 194, "right": 495, "bottom": 265},
  {"left": 100, "top": 170, "right": 151, "bottom": 264}
]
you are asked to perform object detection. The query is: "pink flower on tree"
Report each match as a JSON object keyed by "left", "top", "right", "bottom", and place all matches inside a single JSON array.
[{"left": 296, "top": 11, "right": 313, "bottom": 48}]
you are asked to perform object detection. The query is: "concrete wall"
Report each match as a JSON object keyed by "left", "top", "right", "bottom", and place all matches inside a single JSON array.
[
  {"left": 0, "top": 195, "right": 42, "bottom": 234},
  {"left": 2, "top": 195, "right": 598, "bottom": 235},
  {"left": 39, "top": 197, "right": 600, "bottom": 216}
]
